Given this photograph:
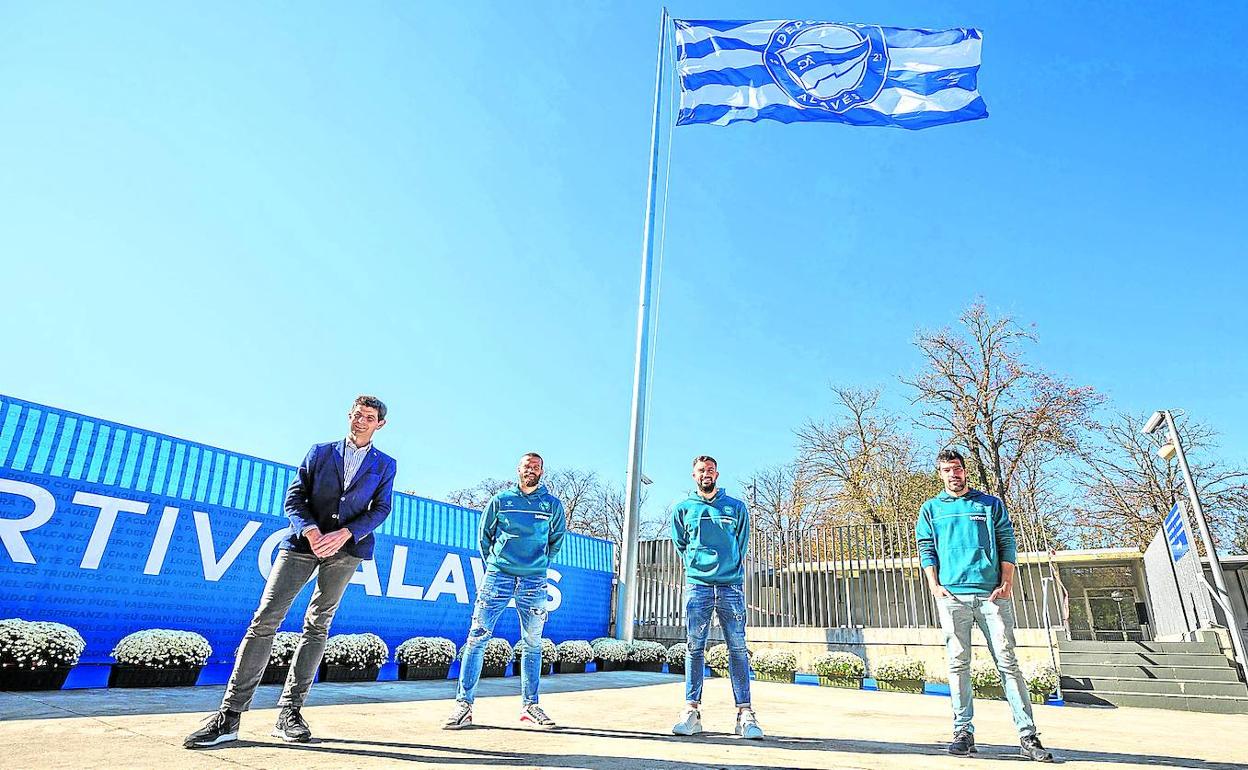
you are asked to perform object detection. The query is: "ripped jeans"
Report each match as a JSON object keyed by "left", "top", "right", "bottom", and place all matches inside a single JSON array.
[
  {"left": 456, "top": 568, "right": 549, "bottom": 705},
  {"left": 685, "top": 583, "right": 751, "bottom": 708}
]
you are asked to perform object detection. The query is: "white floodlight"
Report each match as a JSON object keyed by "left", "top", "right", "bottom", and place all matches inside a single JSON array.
[
  {"left": 1158, "top": 443, "right": 1178, "bottom": 461},
  {"left": 640, "top": 473, "right": 653, "bottom": 486},
  {"left": 1142, "top": 411, "right": 1165, "bottom": 435}
]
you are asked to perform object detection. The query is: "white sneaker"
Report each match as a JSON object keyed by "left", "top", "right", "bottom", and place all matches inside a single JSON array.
[
  {"left": 736, "top": 708, "right": 764, "bottom": 740},
  {"left": 442, "top": 700, "right": 472, "bottom": 730},
  {"left": 519, "top": 703, "right": 556, "bottom": 728},
  {"left": 672, "top": 706, "right": 703, "bottom": 735}
]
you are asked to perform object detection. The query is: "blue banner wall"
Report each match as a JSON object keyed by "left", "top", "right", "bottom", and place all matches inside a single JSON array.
[{"left": 0, "top": 395, "right": 615, "bottom": 665}]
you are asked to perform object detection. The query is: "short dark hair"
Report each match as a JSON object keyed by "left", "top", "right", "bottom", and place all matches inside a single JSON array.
[
  {"left": 936, "top": 448, "right": 964, "bottom": 467},
  {"left": 352, "top": 395, "right": 387, "bottom": 422},
  {"left": 521, "top": 452, "right": 544, "bottom": 464},
  {"left": 692, "top": 455, "right": 717, "bottom": 468}
]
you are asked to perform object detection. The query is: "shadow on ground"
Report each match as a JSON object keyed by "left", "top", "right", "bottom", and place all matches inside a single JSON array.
[{"left": 0, "top": 670, "right": 679, "bottom": 721}]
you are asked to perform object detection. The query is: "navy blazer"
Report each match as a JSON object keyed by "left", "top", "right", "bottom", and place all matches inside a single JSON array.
[{"left": 282, "top": 440, "right": 397, "bottom": 560}]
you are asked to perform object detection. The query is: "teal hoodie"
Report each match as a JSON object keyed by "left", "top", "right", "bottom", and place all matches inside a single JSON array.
[
  {"left": 479, "top": 484, "right": 567, "bottom": 577},
  {"left": 915, "top": 489, "right": 1017, "bottom": 594},
  {"left": 671, "top": 489, "right": 750, "bottom": 586}
]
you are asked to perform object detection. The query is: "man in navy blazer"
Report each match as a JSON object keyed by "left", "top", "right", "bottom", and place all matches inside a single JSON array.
[{"left": 185, "top": 395, "right": 397, "bottom": 748}]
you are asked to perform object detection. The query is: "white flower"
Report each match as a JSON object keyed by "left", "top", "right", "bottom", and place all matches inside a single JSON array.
[
  {"left": 970, "top": 658, "right": 1003, "bottom": 688},
  {"left": 873, "top": 654, "right": 925, "bottom": 681},
  {"left": 555, "top": 640, "right": 593, "bottom": 664},
  {"left": 111, "top": 629, "right": 211, "bottom": 668},
  {"left": 395, "top": 637, "right": 456, "bottom": 667},
  {"left": 0, "top": 619, "right": 87, "bottom": 669},
  {"left": 752, "top": 648, "right": 798, "bottom": 675},
  {"left": 666, "top": 643, "right": 687, "bottom": 666},
  {"left": 812, "top": 651, "right": 865, "bottom": 678},
  {"left": 1024, "top": 663, "right": 1059, "bottom": 695},
  {"left": 512, "top": 638, "right": 558, "bottom": 664},
  {"left": 628, "top": 640, "right": 666, "bottom": 663},
  {"left": 458, "top": 638, "right": 513, "bottom": 669},
  {"left": 322, "top": 633, "right": 388, "bottom": 669},
  {"left": 591, "top": 639, "right": 630, "bottom": 663}
]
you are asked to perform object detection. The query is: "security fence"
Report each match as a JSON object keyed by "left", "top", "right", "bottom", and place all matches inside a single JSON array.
[{"left": 635, "top": 514, "right": 1067, "bottom": 633}]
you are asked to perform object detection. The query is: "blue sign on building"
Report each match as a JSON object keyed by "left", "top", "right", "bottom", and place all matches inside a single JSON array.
[
  {"left": 0, "top": 395, "right": 615, "bottom": 667},
  {"left": 1163, "top": 502, "right": 1191, "bottom": 563}
]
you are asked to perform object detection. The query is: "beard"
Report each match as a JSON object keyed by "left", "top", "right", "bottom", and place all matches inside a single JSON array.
[
  {"left": 521, "top": 472, "right": 542, "bottom": 487},
  {"left": 698, "top": 479, "right": 716, "bottom": 492}
]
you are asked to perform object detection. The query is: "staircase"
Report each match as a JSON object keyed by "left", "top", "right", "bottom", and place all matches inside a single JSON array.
[{"left": 1059, "top": 639, "right": 1248, "bottom": 714}]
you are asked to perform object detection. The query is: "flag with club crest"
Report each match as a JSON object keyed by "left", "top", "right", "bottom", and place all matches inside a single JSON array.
[{"left": 675, "top": 19, "right": 987, "bottom": 129}]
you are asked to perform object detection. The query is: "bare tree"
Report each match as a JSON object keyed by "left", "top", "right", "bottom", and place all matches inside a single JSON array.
[
  {"left": 740, "top": 462, "right": 825, "bottom": 535},
  {"left": 794, "top": 386, "right": 939, "bottom": 530},
  {"left": 1070, "top": 411, "right": 1248, "bottom": 552},
  {"left": 444, "top": 478, "right": 511, "bottom": 511},
  {"left": 903, "top": 302, "right": 1103, "bottom": 518},
  {"left": 542, "top": 467, "right": 600, "bottom": 531}
]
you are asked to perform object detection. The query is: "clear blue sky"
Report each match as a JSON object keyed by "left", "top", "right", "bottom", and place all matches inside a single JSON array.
[{"left": 3, "top": 2, "right": 1246, "bottom": 517}]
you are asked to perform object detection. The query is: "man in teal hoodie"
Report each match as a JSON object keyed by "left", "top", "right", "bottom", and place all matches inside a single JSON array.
[
  {"left": 443, "top": 452, "right": 566, "bottom": 730},
  {"left": 669, "top": 455, "right": 764, "bottom": 740},
  {"left": 916, "top": 449, "right": 1054, "bottom": 762}
]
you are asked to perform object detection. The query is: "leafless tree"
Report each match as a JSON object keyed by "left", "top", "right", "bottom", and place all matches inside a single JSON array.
[
  {"left": 794, "top": 386, "right": 940, "bottom": 530},
  {"left": 903, "top": 302, "right": 1103, "bottom": 518},
  {"left": 1070, "top": 411, "right": 1248, "bottom": 552},
  {"left": 740, "top": 462, "right": 826, "bottom": 535},
  {"left": 444, "top": 477, "right": 512, "bottom": 511}
]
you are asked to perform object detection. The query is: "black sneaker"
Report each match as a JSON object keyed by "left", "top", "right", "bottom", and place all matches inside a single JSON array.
[
  {"left": 949, "top": 729, "right": 977, "bottom": 756},
  {"left": 271, "top": 705, "right": 312, "bottom": 743},
  {"left": 184, "top": 709, "right": 240, "bottom": 748},
  {"left": 1020, "top": 735, "right": 1054, "bottom": 762}
]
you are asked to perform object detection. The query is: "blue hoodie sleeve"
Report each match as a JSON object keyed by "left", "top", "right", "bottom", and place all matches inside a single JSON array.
[
  {"left": 671, "top": 503, "right": 688, "bottom": 556},
  {"left": 737, "top": 501, "right": 751, "bottom": 558},
  {"left": 994, "top": 497, "right": 1018, "bottom": 565},
  {"left": 478, "top": 496, "right": 500, "bottom": 561},
  {"left": 547, "top": 497, "right": 567, "bottom": 561},
  {"left": 915, "top": 501, "right": 937, "bottom": 569}
]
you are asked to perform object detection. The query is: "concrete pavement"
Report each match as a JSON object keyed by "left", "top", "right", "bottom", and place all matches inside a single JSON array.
[{"left": 2, "top": 671, "right": 1244, "bottom": 769}]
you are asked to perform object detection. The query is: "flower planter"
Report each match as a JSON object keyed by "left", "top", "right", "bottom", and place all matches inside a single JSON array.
[
  {"left": 708, "top": 666, "right": 729, "bottom": 678},
  {"left": 0, "top": 665, "right": 72, "bottom": 691},
  {"left": 260, "top": 665, "right": 290, "bottom": 686},
  {"left": 818, "top": 675, "right": 863, "bottom": 690},
  {"left": 480, "top": 665, "right": 508, "bottom": 678},
  {"left": 555, "top": 661, "right": 587, "bottom": 674},
  {"left": 595, "top": 659, "right": 629, "bottom": 672},
  {"left": 318, "top": 664, "right": 380, "bottom": 683},
  {"left": 108, "top": 665, "right": 202, "bottom": 688},
  {"left": 753, "top": 670, "right": 795, "bottom": 684},
  {"left": 667, "top": 663, "right": 685, "bottom": 676},
  {"left": 974, "top": 684, "right": 1005, "bottom": 700},
  {"left": 630, "top": 662, "right": 665, "bottom": 673},
  {"left": 1028, "top": 691, "right": 1049, "bottom": 704},
  {"left": 875, "top": 678, "right": 924, "bottom": 694},
  {"left": 398, "top": 664, "right": 450, "bottom": 681}
]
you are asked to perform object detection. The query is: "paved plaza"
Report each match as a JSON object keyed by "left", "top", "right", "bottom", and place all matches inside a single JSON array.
[{"left": 2, "top": 672, "right": 1244, "bottom": 770}]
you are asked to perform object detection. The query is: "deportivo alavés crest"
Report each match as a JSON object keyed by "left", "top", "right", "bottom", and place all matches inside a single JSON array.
[{"left": 764, "top": 21, "right": 890, "bottom": 113}]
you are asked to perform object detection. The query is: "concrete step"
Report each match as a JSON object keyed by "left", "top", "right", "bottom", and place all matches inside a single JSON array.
[
  {"left": 1057, "top": 640, "right": 1221, "bottom": 654},
  {"left": 1063, "top": 689, "right": 1248, "bottom": 714},
  {"left": 1060, "top": 663, "right": 1243, "bottom": 682},
  {"left": 1060, "top": 651, "right": 1232, "bottom": 667},
  {"left": 1061, "top": 675, "right": 1248, "bottom": 697}
]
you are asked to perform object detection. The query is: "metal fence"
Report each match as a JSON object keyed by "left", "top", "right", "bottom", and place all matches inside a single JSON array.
[{"left": 636, "top": 515, "right": 1066, "bottom": 632}]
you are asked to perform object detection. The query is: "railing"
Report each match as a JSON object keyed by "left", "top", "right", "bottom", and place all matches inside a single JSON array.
[{"left": 636, "top": 515, "right": 1063, "bottom": 631}]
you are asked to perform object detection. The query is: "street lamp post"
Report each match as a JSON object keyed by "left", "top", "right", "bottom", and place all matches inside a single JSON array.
[{"left": 1143, "top": 409, "right": 1248, "bottom": 670}]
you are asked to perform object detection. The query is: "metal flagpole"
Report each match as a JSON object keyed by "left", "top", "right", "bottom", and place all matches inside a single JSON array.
[{"left": 615, "top": 7, "right": 670, "bottom": 642}]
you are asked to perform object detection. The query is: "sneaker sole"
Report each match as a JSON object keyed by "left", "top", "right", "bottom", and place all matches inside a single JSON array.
[
  {"left": 442, "top": 721, "right": 473, "bottom": 730},
  {"left": 269, "top": 729, "right": 311, "bottom": 743},
  {"left": 740, "top": 731, "right": 765, "bottom": 740},
  {"left": 672, "top": 725, "right": 703, "bottom": 736},
  {"left": 185, "top": 732, "right": 238, "bottom": 748},
  {"left": 519, "top": 718, "right": 556, "bottom": 729},
  {"left": 948, "top": 747, "right": 978, "bottom": 756}
]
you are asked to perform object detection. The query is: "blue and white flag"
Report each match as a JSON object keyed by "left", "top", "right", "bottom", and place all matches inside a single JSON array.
[{"left": 675, "top": 19, "right": 987, "bottom": 129}]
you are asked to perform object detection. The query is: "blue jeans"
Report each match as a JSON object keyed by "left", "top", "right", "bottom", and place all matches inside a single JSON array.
[
  {"left": 456, "top": 569, "right": 549, "bottom": 705},
  {"left": 936, "top": 594, "right": 1037, "bottom": 738},
  {"left": 684, "top": 583, "right": 751, "bottom": 707}
]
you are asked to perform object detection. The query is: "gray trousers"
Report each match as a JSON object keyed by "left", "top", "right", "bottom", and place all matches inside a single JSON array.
[{"left": 221, "top": 548, "right": 361, "bottom": 712}]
